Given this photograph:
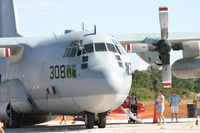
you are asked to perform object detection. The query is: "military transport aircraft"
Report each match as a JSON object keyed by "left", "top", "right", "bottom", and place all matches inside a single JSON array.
[{"left": 0, "top": 0, "right": 200, "bottom": 129}]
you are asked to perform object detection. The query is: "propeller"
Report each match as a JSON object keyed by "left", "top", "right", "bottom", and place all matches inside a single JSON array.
[
  {"left": 124, "top": 7, "right": 172, "bottom": 88},
  {"left": 157, "top": 7, "right": 172, "bottom": 88}
]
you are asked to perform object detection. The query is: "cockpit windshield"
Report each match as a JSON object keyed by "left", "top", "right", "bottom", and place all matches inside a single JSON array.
[
  {"left": 83, "top": 44, "right": 94, "bottom": 54},
  {"left": 63, "top": 40, "right": 126, "bottom": 58},
  {"left": 94, "top": 43, "right": 107, "bottom": 52}
]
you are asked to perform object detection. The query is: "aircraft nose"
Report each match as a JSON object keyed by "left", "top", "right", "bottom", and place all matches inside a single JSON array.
[{"left": 74, "top": 64, "right": 132, "bottom": 113}]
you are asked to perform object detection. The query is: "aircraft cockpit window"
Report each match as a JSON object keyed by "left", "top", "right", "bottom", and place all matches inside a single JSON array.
[
  {"left": 106, "top": 43, "right": 117, "bottom": 53},
  {"left": 115, "top": 45, "right": 121, "bottom": 54},
  {"left": 69, "top": 47, "right": 77, "bottom": 57},
  {"left": 83, "top": 44, "right": 94, "bottom": 54},
  {"left": 115, "top": 45, "right": 126, "bottom": 55},
  {"left": 95, "top": 43, "right": 107, "bottom": 52},
  {"left": 63, "top": 47, "right": 77, "bottom": 57},
  {"left": 117, "top": 46, "right": 126, "bottom": 55},
  {"left": 63, "top": 48, "right": 68, "bottom": 57},
  {"left": 63, "top": 48, "right": 71, "bottom": 57}
]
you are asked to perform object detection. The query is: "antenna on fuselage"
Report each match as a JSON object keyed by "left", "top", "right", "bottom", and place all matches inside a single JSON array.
[
  {"left": 82, "top": 22, "right": 85, "bottom": 31},
  {"left": 94, "top": 25, "right": 96, "bottom": 34}
]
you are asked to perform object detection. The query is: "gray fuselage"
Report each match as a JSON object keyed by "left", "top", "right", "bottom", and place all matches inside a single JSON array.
[{"left": 0, "top": 31, "right": 132, "bottom": 116}]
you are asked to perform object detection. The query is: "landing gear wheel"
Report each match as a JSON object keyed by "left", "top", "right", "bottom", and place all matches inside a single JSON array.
[
  {"left": 5, "top": 109, "right": 22, "bottom": 128},
  {"left": 97, "top": 112, "right": 107, "bottom": 128},
  {"left": 85, "top": 112, "right": 95, "bottom": 129}
]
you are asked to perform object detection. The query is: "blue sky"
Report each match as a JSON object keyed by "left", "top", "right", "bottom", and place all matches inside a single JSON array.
[{"left": 15, "top": 0, "right": 200, "bottom": 70}]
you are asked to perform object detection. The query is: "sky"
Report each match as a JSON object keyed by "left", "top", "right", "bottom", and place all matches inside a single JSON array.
[{"left": 15, "top": 0, "right": 200, "bottom": 70}]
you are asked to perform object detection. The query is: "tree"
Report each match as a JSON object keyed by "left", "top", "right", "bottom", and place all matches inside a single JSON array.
[{"left": 130, "top": 69, "right": 199, "bottom": 100}]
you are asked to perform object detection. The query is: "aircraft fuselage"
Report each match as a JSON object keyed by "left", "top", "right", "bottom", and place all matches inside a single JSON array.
[{"left": 0, "top": 31, "right": 132, "bottom": 116}]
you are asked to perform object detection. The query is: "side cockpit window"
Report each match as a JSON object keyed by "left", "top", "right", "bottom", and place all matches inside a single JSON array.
[
  {"left": 116, "top": 45, "right": 126, "bottom": 55},
  {"left": 69, "top": 47, "right": 77, "bottom": 57},
  {"left": 111, "top": 39, "right": 126, "bottom": 55},
  {"left": 106, "top": 43, "right": 117, "bottom": 53},
  {"left": 95, "top": 43, "right": 107, "bottom": 52},
  {"left": 63, "top": 41, "right": 80, "bottom": 57}
]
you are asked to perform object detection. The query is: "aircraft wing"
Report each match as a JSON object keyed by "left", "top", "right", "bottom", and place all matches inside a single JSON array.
[{"left": 115, "top": 32, "right": 200, "bottom": 50}]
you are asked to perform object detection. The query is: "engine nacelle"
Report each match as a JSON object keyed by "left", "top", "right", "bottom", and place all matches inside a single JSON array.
[
  {"left": 137, "top": 52, "right": 162, "bottom": 68},
  {"left": 172, "top": 57, "right": 200, "bottom": 79},
  {"left": 123, "top": 41, "right": 162, "bottom": 68},
  {"left": 0, "top": 48, "right": 11, "bottom": 58},
  {"left": 182, "top": 41, "right": 200, "bottom": 58},
  {"left": 0, "top": 102, "right": 11, "bottom": 120}
]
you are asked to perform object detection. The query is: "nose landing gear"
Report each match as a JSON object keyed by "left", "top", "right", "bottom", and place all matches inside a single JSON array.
[
  {"left": 84, "top": 112, "right": 107, "bottom": 129},
  {"left": 97, "top": 112, "right": 107, "bottom": 128},
  {"left": 85, "top": 112, "right": 95, "bottom": 129}
]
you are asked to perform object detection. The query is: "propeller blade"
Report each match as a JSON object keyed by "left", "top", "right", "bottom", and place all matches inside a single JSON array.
[
  {"left": 162, "top": 64, "right": 172, "bottom": 88},
  {"left": 159, "top": 7, "right": 168, "bottom": 40}
]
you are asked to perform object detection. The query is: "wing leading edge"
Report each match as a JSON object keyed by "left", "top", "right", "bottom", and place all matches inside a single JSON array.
[{"left": 116, "top": 32, "right": 200, "bottom": 50}]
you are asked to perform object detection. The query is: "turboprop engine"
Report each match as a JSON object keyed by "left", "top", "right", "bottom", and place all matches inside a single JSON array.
[{"left": 172, "top": 41, "right": 200, "bottom": 79}]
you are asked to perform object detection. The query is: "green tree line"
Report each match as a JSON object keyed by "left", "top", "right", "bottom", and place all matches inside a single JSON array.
[{"left": 130, "top": 69, "right": 200, "bottom": 100}]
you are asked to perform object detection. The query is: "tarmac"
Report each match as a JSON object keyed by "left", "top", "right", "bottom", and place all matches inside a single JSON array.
[{"left": 4, "top": 118, "right": 200, "bottom": 133}]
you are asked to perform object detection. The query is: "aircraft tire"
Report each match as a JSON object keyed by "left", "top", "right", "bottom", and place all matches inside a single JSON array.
[
  {"left": 97, "top": 112, "right": 107, "bottom": 128},
  {"left": 85, "top": 112, "right": 95, "bottom": 129},
  {"left": 5, "top": 110, "right": 21, "bottom": 128},
  {"left": 11, "top": 110, "right": 22, "bottom": 128}
]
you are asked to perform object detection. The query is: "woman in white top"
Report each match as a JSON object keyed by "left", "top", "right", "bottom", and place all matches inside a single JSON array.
[{"left": 156, "top": 90, "right": 166, "bottom": 125}]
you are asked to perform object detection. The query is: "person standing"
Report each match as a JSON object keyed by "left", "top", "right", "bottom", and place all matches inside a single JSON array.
[
  {"left": 0, "top": 122, "right": 4, "bottom": 133},
  {"left": 156, "top": 90, "right": 166, "bottom": 126},
  {"left": 129, "top": 93, "right": 138, "bottom": 114},
  {"left": 168, "top": 91, "right": 181, "bottom": 123},
  {"left": 60, "top": 115, "right": 67, "bottom": 124},
  {"left": 193, "top": 94, "right": 200, "bottom": 125}
]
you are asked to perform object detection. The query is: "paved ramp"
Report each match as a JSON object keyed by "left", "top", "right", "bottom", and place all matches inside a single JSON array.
[{"left": 4, "top": 118, "right": 200, "bottom": 133}]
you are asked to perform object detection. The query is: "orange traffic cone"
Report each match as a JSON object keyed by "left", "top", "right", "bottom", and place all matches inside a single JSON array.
[{"left": 153, "top": 105, "right": 158, "bottom": 123}]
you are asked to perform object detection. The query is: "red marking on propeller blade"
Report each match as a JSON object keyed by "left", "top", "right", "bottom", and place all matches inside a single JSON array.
[
  {"left": 162, "top": 83, "right": 171, "bottom": 87},
  {"left": 159, "top": 7, "right": 168, "bottom": 11},
  {"left": 127, "top": 44, "right": 131, "bottom": 51}
]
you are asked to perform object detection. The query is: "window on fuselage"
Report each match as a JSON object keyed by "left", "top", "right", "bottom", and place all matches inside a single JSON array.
[
  {"left": 69, "top": 47, "right": 77, "bottom": 57},
  {"left": 115, "top": 45, "right": 126, "bottom": 55},
  {"left": 117, "top": 46, "right": 126, "bottom": 55},
  {"left": 63, "top": 40, "right": 83, "bottom": 57},
  {"left": 95, "top": 43, "right": 107, "bottom": 52},
  {"left": 63, "top": 48, "right": 69, "bottom": 57},
  {"left": 106, "top": 43, "right": 117, "bottom": 53},
  {"left": 63, "top": 48, "right": 72, "bottom": 57},
  {"left": 83, "top": 44, "right": 94, "bottom": 54}
]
